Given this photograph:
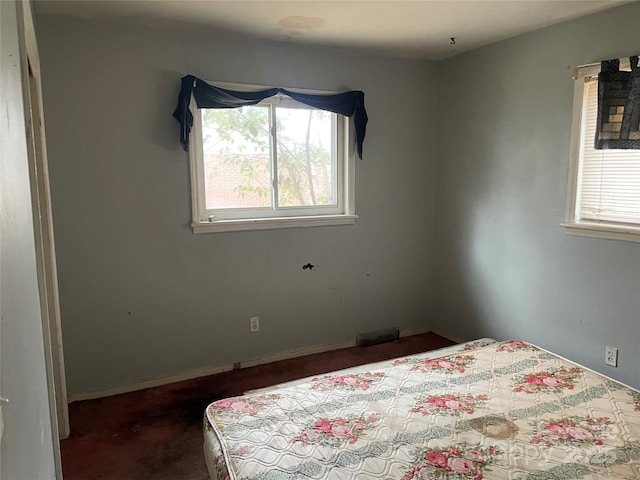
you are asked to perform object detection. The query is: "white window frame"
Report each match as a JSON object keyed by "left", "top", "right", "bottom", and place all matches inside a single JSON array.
[
  {"left": 562, "top": 61, "right": 640, "bottom": 244},
  {"left": 188, "top": 82, "right": 357, "bottom": 234}
]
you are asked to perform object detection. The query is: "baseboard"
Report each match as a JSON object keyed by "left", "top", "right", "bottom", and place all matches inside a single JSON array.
[
  {"left": 432, "top": 329, "right": 467, "bottom": 344},
  {"left": 68, "top": 327, "right": 434, "bottom": 403}
]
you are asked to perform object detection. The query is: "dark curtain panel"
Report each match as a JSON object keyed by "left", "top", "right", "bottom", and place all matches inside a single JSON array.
[
  {"left": 596, "top": 56, "right": 640, "bottom": 149},
  {"left": 173, "top": 75, "right": 368, "bottom": 159}
]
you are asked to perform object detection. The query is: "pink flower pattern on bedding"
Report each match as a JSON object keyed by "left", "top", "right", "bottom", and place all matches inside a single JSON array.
[
  {"left": 497, "top": 340, "right": 537, "bottom": 352},
  {"left": 292, "top": 413, "right": 380, "bottom": 447},
  {"left": 211, "top": 393, "right": 280, "bottom": 417},
  {"left": 403, "top": 443, "right": 501, "bottom": 480},
  {"left": 462, "top": 339, "right": 495, "bottom": 351},
  {"left": 530, "top": 416, "right": 613, "bottom": 447},
  {"left": 310, "top": 372, "right": 386, "bottom": 391},
  {"left": 394, "top": 354, "right": 476, "bottom": 375},
  {"left": 411, "top": 393, "right": 489, "bottom": 417},
  {"left": 513, "top": 367, "right": 582, "bottom": 394},
  {"left": 204, "top": 340, "right": 640, "bottom": 480}
]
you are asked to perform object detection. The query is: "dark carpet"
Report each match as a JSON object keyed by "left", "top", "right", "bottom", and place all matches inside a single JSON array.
[{"left": 61, "top": 332, "right": 454, "bottom": 480}]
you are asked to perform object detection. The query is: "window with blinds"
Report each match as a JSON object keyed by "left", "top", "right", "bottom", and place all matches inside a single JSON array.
[
  {"left": 564, "top": 60, "right": 640, "bottom": 243},
  {"left": 577, "top": 77, "right": 640, "bottom": 225}
]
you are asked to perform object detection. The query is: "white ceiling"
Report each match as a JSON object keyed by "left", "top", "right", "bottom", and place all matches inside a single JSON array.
[{"left": 34, "top": 1, "right": 629, "bottom": 60}]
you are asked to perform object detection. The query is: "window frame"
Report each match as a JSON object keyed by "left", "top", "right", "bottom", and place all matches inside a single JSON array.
[
  {"left": 562, "top": 63, "right": 640, "bottom": 244},
  {"left": 188, "top": 82, "right": 357, "bottom": 234}
]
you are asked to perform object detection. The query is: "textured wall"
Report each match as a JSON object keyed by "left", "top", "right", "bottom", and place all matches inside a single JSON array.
[
  {"left": 434, "top": 2, "right": 640, "bottom": 388},
  {"left": 36, "top": 15, "right": 439, "bottom": 395}
]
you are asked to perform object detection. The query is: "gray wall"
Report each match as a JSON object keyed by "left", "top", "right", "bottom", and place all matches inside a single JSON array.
[
  {"left": 1, "top": 1, "right": 56, "bottom": 478},
  {"left": 36, "top": 16, "right": 439, "bottom": 396},
  {"left": 434, "top": 2, "right": 640, "bottom": 389},
  {"left": 38, "top": 3, "right": 640, "bottom": 398}
]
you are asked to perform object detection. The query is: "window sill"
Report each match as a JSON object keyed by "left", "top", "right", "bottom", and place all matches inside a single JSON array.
[
  {"left": 192, "top": 214, "right": 358, "bottom": 234},
  {"left": 561, "top": 222, "right": 640, "bottom": 244}
]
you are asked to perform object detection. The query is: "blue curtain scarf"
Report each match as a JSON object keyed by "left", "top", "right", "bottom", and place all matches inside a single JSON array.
[
  {"left": 596, "top": 56, "right": 640, "bottom": 149},
  {"left": 173, "top": 75, "right": 368, "bottom": 159}
]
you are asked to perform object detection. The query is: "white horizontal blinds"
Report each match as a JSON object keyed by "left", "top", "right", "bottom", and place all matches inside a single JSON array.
[{"left": 577, "top": 76, "right": 640, "bottom": 225}]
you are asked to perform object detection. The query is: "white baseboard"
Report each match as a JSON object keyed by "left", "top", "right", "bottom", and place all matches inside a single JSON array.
[{"left": 68, "top": 327, "right": 435, "bottom": 403}]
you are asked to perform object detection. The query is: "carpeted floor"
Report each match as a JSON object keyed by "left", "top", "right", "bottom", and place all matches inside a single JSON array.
[{"left": 60, "top": 332, "right": 455, "bottom": 480}]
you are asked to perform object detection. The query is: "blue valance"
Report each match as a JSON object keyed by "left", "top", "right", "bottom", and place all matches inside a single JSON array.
[
  {"left": 596, "top": 56, "right": 640, "bottom": 149},
  {"left": 173, "top": 75, "right": 368, "bottom": 159}
]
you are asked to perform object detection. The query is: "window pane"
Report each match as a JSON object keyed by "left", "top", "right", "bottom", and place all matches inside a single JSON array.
[
  {"left": 201, "top": 106, "right": 271, "bottom": 209},
  {"left": 275, "top": 108, "right": 337, "bottom": 207},
  {"left": 578, "top": 79, "right": 640, "bottom": 225}
]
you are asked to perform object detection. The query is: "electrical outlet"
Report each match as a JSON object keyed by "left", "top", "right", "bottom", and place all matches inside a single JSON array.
[
  {"left": 250, "top": 316, "right": 260, "bottom": 333},
  {"left": 605, "top": 345, "right": 618, "bottom": 367}
]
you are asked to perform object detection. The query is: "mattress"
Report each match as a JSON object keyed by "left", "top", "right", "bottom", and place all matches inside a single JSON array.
[{"left": 204, "top": 339, "right": 640, "bottom": 479}]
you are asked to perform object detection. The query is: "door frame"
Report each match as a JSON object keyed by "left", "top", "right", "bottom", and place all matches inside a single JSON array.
[{"left": 16, "top": 0, "right": 69, "bottom": 453}]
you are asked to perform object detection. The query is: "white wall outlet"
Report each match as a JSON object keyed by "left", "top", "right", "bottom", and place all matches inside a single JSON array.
[
  {"left": 605, "top": 345, "right": 618, "bottom": 367},
  {"left": 250, "top": 316, "right": 260, "bottom": 333}
]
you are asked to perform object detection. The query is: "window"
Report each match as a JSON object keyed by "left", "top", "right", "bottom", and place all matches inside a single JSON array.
[
  {"left": 563, "top": 60, "right": 640, "bottom": 243},
  {"left": 189, "top": 83, "right": 356, "bottom": 233}
]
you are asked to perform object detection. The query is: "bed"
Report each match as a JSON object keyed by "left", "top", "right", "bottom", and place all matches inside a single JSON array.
[{"left": 203, "top": 339, "right": 640, "bottom": 479}]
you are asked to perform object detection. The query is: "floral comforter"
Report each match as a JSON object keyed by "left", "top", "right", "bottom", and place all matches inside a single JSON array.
[{"left": 204, "top": 340, "right": 640, "bottom": 479}]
